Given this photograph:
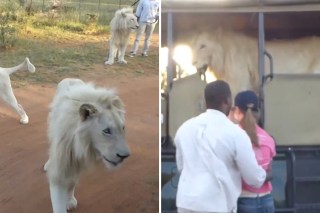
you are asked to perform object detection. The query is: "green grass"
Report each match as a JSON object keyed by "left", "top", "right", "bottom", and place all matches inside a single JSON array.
[
  {"left": 27, "top": 11, "right": 110, "bottom": 34},
  {"left": 0, "top": 28, "right": 158, "bottom": 87},
  {"left": 0, "top": 37, "right": 108, "bottom": 86},
  {"left": 0, "top": 0, "right": 138, "bottom": 25},
  {"left": 0, "top": 0, "right": 159, "bottom": 87}
]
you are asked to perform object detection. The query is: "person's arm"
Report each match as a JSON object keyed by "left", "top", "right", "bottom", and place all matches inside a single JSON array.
[
  {"left": 234, "top": 129, "right": 266, "bottom": 188},
  {"left": 135, "top": 0, "right": 143, "bottom": 20}
]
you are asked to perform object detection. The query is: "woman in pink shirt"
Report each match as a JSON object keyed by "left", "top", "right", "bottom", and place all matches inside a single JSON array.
[{"left": 233, "top": 90, "right": 276, "bottom": 213}]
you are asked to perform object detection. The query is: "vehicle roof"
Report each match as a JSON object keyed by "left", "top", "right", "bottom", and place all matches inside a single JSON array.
[{"left": 162, "top": 0, "right": 320, "bottom": 13}]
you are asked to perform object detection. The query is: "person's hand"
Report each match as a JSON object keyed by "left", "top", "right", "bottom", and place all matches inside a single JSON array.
[{"left": 265, "top": 163, "right": 272, "bottom": 182}]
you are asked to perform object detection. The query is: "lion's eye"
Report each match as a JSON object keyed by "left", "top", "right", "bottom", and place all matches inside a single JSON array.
[
  {"left": 103, "top": 128, "right": 112, "bottom": 135},
  {"left": 200, "top": 44, "right": 206, "bottom": 49}
]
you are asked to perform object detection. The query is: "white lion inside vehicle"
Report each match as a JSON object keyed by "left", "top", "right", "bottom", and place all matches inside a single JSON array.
[
  {"left": 192, "top": 28, "right": 320, "bottom": 96},
  {"left": 0, "top": 57, "right": 35, "bottom": 124},
  {"left": 105, "top": 7, "right": 139, "bottom": 65},
  {"left": 44, "top": 78, "right": 130, "bottom": 213}
]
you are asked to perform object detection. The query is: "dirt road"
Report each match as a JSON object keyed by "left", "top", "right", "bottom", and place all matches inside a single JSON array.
[{"left": 0, "top": 70, "right": 159, "bottom": 213}]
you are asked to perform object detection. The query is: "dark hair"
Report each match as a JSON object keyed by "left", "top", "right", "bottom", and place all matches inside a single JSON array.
[
  {"left": 235, "top": 90, "right": 259, "bottom": 146},
  {"left": 204, "top": 80, "right": 231, "bottom": 110}
]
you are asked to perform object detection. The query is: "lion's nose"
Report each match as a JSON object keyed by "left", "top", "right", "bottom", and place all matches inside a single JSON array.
[{"left": 117, "top": 153, "right": 130, "bottom": 160}]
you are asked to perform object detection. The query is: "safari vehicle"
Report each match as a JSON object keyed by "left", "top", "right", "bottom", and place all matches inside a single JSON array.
[{"left": 161, "top": 1, "right": 320, "bottom": 213}]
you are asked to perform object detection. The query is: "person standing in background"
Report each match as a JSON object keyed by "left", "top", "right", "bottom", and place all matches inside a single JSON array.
[
  {"left": 233, "top": 90, "right": 276, "bottom": 213},
  {"left": 129, "top": 0, "right": 159, "bottom": 57},
  {"left": 174, "top": 80, "right": 267, "bottom": 213}
]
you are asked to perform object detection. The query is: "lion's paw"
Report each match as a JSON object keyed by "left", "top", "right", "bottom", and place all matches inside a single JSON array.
[
  {"left": 118, "top": 60, "right": 127, "bottom": 64},
  {"left": 20, "top": 115, "right": 29, "bottom": 124},
  {"left": 104, "top": 60, "right": 114, "bottom": 65},
  {"left": 66, "top": 196, "right": 77, "bottom": 211}
]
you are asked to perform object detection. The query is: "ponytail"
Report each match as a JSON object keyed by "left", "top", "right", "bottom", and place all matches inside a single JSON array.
[{"left": 240, "top": 104, "right": 259, "bottom": 147}]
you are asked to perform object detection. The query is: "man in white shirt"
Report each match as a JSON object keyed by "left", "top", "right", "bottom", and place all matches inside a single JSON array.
[
  {"left": 175, "top": 80, "right": 267, "bottom": 213},
  {"left": 129, "top": 0, "right": 159, "bottom": 57}
]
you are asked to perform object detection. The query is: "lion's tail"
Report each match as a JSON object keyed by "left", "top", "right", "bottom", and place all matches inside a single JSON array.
[{"left": 3, "top": 57, "right": 36, "bottom": 75}]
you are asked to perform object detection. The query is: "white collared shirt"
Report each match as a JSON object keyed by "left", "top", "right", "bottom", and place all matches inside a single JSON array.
[
  {"left": 135, "top": 0, "right": 159, "bottom": 23},
  {"left": 175, "top": 109, "right": 266, "bottom": 212}
]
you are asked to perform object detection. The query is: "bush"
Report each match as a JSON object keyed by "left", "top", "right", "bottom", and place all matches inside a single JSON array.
[
  {"left": 32, "top": 19, "right": 56, "bottom": 28},
  {"left": 57, "top": 21, "right": 85, "bottom": 32},
  {"left": 0, "top": 1, "right": 19, "bottom": 49}
]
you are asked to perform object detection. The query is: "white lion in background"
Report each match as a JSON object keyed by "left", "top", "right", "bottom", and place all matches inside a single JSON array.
[
  {"left": 192, "top": 28, "right": 320, "bottom": 96},
  {"left": 44, "top": 78, "right": 130, "bottom": 213},
  {"left": 0, "top": 57, "right": 36, "bottom": 124},
  {"left": 105, "top": 7, "right": 139, "bottom": 65}
]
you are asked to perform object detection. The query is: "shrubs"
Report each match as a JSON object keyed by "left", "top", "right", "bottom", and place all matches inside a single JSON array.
[
  {"left": 0, "top": 1, "right": 111, "bottom": 49},
  {"left": 0, "top": 1, "right": 19, "bottom": 49}
]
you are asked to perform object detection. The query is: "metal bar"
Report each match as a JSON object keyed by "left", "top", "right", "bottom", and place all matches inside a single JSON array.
[
  {"left": 295, "top": 177, "right": 320, "bottom": 182},
  {"left": 291, "top": 149, "right": 296, "bottom": 212},
  {"left": 167, "top": 12, "right": 174, "bottom": 91},
  {"left": 287, "top": 148, "right": 296, "bottom": 212},
  {"left": 166, "top": 12, "right": 174, "bottom": 144},
  {"left": 264, "top": 50, "right": 274, "bottom": 83},
  {"left": 258, "top": 12, "right": 265, "bottom": 128},
  {"left": 277, "top": 146, "right": 320, "bottom": 152},
  {"left": 275, "top": 209, "right": 296, "bottom": 213}
]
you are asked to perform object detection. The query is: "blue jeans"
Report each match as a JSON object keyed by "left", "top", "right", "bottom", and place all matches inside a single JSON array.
[
  {"left": 237, "top": 194, "right": 275, "bottom": 213},
  {"left": 131, "top": 22, "right": 157, "bottom": 54}
]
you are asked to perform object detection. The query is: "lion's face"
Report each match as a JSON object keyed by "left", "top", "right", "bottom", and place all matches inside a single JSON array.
[
  {"left": 79, "top": 99, "right": 130, "bottom": 169},
  {"left": 192, "top": 33, "right": 224, "bottom": 75},
  {"left": 91, "top": 112, "right": 129, "bottom": 169},
  {"left": 125, "top": 13, "right": 139, "bottom": 30}
]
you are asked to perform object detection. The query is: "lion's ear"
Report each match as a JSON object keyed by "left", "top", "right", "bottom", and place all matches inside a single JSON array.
[
  {"left": 79, "top": 104, "right": 98, "bottom": 121},
  {"left": 121, "top": 12, "right": 127, "bottom": 18},
  {"left": 111, "top": 96, "right": 124, "bottom": 111},
  {"left": 106, "top": 96, "right": 125, "bottom": 112}
]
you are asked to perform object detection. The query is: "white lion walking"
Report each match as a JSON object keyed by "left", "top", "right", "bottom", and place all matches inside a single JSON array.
[
  {"left": 104, "top": 7, "right": 139, "bottom": 65},
  {"left": 0, "top": 57, "right": 36, "bottom": 124},
  {"left": 192, "top": 28, "right": 320, "bottom": 96},
  {"left": 44, "top": 78, "right": 130, "bottom": 213}
]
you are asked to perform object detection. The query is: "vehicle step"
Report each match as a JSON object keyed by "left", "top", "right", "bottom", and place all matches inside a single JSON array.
[
  {"left": 295, "top": 177, "right": 320, "bottom": 182},
  {"left": 275, "top": 209, "right": 295, "bottom": 213}
]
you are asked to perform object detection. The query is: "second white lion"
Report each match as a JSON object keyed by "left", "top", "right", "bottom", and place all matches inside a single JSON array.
[
  {"left": 44, "top": 78, "right": 130, "bottom": 213},
  {"left": 105, "top": 7, "right": 139, "bottom": 65},
  {"left": 0, "top": 57, "right": 35, "bottom": 124},
  {"left": 192, "top": 28, "right": 320, "bottom": 96}
]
